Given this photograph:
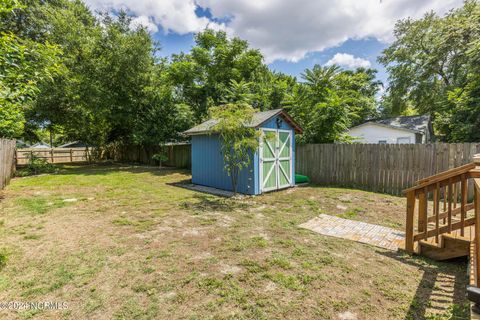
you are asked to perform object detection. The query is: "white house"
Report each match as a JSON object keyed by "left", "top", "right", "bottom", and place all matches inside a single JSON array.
[{"left": 347, "top": 115, "right": 433, "bottom": 144}]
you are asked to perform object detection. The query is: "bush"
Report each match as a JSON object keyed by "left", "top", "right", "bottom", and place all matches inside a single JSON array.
[
  {"left": 16, "top": 153, "right": 56, "bottom": 177},
  {"left": 152, "top": 151, "right": 168, "bottom": 168}
]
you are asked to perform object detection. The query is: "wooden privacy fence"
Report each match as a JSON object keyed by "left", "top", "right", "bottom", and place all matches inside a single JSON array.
[
  {"left": 105, "top": 143, "right": 191, "bottom": 169},
  {"left": 0, "top": 139, "right": 16, "bottom": 190},
  {"left": 16, "top": 148, "right": 92, "bottom": 166},
  {"left": 296, "top": 143, "right": 480, "bottom": 196}
]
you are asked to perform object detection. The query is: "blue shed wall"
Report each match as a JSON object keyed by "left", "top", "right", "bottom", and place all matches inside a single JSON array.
[{"left": 191, "top": 134, "right": 256, "bottom": 195}]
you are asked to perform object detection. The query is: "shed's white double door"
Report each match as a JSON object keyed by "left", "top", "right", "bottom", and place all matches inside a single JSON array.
[{"left": 260, "top": 129, "right": 292, "bottom": 192}]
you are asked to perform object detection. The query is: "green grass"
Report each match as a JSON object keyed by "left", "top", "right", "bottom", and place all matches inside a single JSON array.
[
  {"left": 15, "top": 197, "right": 69, "bottom": 215},
  {"left": 338, "top": 207, "right": 364, "bottom": 219},
  {"left": 0, "top": 251, "right": 7, "bottom": 271}
]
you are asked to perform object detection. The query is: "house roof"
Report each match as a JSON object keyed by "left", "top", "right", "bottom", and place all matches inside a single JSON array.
[
  {"left": 350, "top": 115, "right": 430, "bottom": 134},
  {"left": 183, "top": 108, "right": 303, "bottom": 135},
  {"left": 58, "top": 141, "right": 92, "bottom": 148},
  {"left": 30, "top": 142, "right": 51, "bottom": 148}
]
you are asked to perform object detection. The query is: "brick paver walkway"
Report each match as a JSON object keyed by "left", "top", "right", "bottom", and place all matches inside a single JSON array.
[{"left": 299, "top": 214, "right": 405, "bottom": 250}]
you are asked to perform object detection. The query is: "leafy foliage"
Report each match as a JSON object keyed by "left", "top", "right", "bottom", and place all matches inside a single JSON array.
[
  {"left": 16, "top": 153, "right": 56, "bottom": 177},
  {"left": 2, "top": 0, "right": 381, "bottom": 147},
  {"left": 379, "top": 0, "right": 480, "bottom": 142},
  {"left": 169, "top": 30, "right": 265, "bottom": 120},
  {"left": 0, "top": 0, "right": 62, "bottom": 138},
  {"left": 152, "top": 150, "right": 168, "bottom": 168},
  {"left": 210, "top": 85, "right": 260, "bottom": 194},
  {"left": 287, "top": 65, "right": 380, "bottom": 143}
]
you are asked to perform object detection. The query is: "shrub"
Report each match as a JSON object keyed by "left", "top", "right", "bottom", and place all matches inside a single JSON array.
[
  {"left": 152, "top": 151, "right": 168, "bottom": 168},
  {"left": 16, "top": 153, "right": 56, "bottom": 177}
]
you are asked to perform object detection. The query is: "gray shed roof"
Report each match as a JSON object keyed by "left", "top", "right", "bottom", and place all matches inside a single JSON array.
[
  {"left": 183, "top": 109, "right": 302, "bottom": 135},
  {"left": 352, "top": 115, "right": 431, "bottom": 134}
]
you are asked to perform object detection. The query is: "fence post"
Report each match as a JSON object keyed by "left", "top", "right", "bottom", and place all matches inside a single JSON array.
[
  {"left": 0, "top": 139, "right": 16, "bottom": 190},
  {"left": 475, "top": 154, "right": 480, "bottom": 165},
  {"left": 12, "top": 146, "right": 16, "bottom": 176}
]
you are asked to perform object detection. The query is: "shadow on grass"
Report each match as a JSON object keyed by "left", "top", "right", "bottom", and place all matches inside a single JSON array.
[
  {"left": 378, "top": 250, "right": 469, "bottom": 320},
  {"left": 50, "top": 162, "right": 190, "bottom": 177},
  {"left": 298, "top": 182, "right": 405, "bottom": 198},
  {"left": 177, "top": 193, "right": 248, "bottom": 213}
]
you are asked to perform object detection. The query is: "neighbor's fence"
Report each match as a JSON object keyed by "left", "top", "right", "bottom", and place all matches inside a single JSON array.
[
  {"left": 0, "top": 138, "right": 16, "bottom": 190},
  {"left": 105, "top": 143, "right": 191, "bottom": 169},
  {"left": 16, "top": 148, "right": 93, "bottom": 166},
  {"left": 296, "top": 143, "right": 480, "bottom": 196}
]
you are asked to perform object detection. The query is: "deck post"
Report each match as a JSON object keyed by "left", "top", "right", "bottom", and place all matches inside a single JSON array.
[
  {"left": 405, "top": 190, "right": 416, "bottom": 253},
  {"left": 474, "top": 179, "right": 480, "bottom": 286},
  {"left": 474, "top": 154, "right": 480, "bottom": 165}
]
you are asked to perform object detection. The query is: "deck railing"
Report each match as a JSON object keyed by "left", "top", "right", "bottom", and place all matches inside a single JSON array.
[
  {"left": 404, "top": 156, "right": 480, "bottom": 314},
  {"left": 404, "top": 155, "right": 480, "bottom": 253}
]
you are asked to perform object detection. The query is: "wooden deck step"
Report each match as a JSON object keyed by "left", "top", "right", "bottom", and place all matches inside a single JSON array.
[
  {"left": 442, "top": 233, "right": 471, "bottom": 248},
  {"left": 419, "top": 233, "right": 471, "bottom": 261}
]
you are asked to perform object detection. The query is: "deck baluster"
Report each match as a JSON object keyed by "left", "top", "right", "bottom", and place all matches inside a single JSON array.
[{"left": 434, "top": 183, "right": 440, "bottom": 243}]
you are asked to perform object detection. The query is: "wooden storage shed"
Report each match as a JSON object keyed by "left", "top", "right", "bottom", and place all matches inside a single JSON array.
[{"left": 183, "top": 109, "right": 303, "bottom": 195}]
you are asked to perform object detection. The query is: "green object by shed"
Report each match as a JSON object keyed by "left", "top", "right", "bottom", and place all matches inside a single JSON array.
[{"left": 295, "top": 174, "right": 310, "bottom": 184}]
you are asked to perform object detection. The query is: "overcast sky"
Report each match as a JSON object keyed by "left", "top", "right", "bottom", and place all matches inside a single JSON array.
[{"left": 83, "top": 0, "right": 464, "bottom": 84}]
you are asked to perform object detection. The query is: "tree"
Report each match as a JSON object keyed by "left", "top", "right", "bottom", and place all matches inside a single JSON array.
[
  {"left": 0, "top": 0, "right": 62, "bottom": 138},
  {"left": 379, "top": 1, "right": 480, "bottom": 141},
  {"left": 2, "top": 1, "right": 383, "bottom": 148},
  {"left": 169, "top": 30, "right": 266, "bottom": 120},
  {"left": 286, "top": 65, "right": 380, "bottom": 143},
  {"left": 222, "top": 79, "right": 254, "bottom": 104},
  {"left": 210, "top": 81, "right": 259, "bottom": 194},
  {"left": 13, "top": 1, "right": 177, "bottom": 148}
]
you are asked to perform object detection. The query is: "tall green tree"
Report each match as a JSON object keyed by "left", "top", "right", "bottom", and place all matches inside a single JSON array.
[
  {"left": 169, "top": 30, "right": 266, "bottom": 121},
  {"left": 287, "top": 65, "right": 380, "bottom": 143},
  {"left": 0, "top": 0, "right": 62, "bottom": 138},
  {"left": 379, "top": 0, "right": 480, "bottom": 141},
  {"left": 10, "top": 1, "right": 179, "bottom": 147}
]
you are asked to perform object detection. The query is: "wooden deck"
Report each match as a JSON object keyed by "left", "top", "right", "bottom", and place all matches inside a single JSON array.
[{"left": 404, "top": 155, "right": 480, "bottom": 318}]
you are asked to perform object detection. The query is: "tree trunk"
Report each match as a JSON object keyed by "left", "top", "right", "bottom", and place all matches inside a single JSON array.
[{"left": 231, "top": 166, "right": 238, "bottom": 195}]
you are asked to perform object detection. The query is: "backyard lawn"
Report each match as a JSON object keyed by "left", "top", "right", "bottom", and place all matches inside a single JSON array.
[{"left": 0, "top": 164, "right": 469, "bottom": 319}]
